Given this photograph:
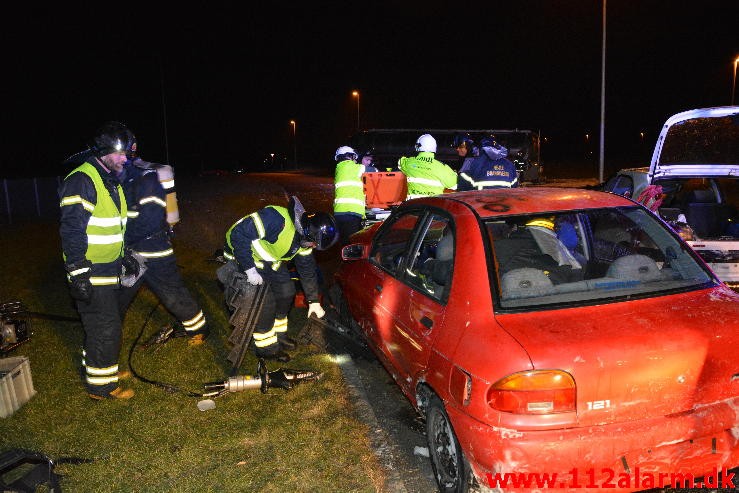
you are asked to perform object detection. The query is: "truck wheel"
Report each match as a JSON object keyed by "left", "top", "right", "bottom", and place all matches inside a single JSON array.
[{"left": 426, "top": 394, "right": 471, "bottom": 493}]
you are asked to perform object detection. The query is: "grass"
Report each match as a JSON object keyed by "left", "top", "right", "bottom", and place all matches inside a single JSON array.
[{"left": 0, "top": 174, "right": 384, "bottom": 492}]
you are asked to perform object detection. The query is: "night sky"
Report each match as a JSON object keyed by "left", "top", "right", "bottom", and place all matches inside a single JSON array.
[{"left": 3, "top": 1, "right": 737, "bottom": 178}]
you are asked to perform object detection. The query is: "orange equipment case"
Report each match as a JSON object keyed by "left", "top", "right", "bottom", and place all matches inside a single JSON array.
[{"left": 362, "top": 172, "right": 407, "bottom": 209}]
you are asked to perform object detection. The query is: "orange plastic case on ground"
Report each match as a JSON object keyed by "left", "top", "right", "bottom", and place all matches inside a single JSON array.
[{"left": 363, "top": 172, "right": 407, "bottom": 209}]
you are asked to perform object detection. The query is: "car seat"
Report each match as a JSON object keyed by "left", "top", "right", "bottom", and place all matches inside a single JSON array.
[
  {"left": 605, "top": 254, "right": 662, "bottom": 282},
  {"left": 500, "top": 268, "right": 555, "bottom": 300}
]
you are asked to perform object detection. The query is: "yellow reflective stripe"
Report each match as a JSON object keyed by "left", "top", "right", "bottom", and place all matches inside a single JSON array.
[
  {"left": 160, "top": 179, "right": 175, "bottom": 189},
  {"left": 252, "top": 240, "right": 276, "bottom": 261},
  {"left": 334, "top": 197, "right": 365, "bottom": 205},
  {"left": 88, "top": 233, "right": 124, "bottom": 244},
  {"left": 69, "top": 266, "right": 90, "bottom": 276},
  {"left": 138, "top": 248, "right": 174, "bottom": 258},
  {"left": 335, "top": 180, "right": 363, "bottom": 188},
  {"left": 86, "top": 364, "right": 119, "bottom": 376},
  {"left": 140, "top": 196, "right": 167, "bottom": 207},
  {"left": 224, "top": 251, "right": 235, "bottom": 260},
  {"left": 254, "top": 260, "right": 264, "bottom": 269},
  {"left": 182, "top": 311, "right": 205, "bottom": 329},
  {"left": 298, "top": 248, "right": 312, "bottom": 256},
  {"left": 88, "top": 216, "right": 123, "bottom": 227},
  {"left": 90, "top": 276, "right": 119, "bottom": 285},
  {"left": 127, "top": 211, "right": 140, "bottom": 218},
  {"left": 272, "top": 261, "right": 281, "bottom": 271},
  {"left": 273, "top": 318, "right": 288, "bottom": 333},
  {"left": 61, "top": 195, "right": 95, "bottom": 212},
  {"left": 253, "top": 328, "right": 278, "bottom": 347},
  {"left": 250, "top": 212, "right": 265, "bottom": 238},
  {"left": 475, "top": 180, "right": 513, "bottom": 189},
  {"left": 86, "top": 375, "right": 119, "bottom": 385},
  {"left": 407, "top": 176, "right": 443, "bottom": 187}
]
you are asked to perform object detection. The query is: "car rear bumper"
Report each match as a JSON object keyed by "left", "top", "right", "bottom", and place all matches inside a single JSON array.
[{"left": 448, "top": 396, "right": 739, "bottom": 490}]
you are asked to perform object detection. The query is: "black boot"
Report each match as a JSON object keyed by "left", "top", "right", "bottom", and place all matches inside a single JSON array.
[
  {"left": 257, "top": 349, "right": 291, "bottom": 363},
  {"left": 278, "top": 335, "right": 297, "bottom": 351}
]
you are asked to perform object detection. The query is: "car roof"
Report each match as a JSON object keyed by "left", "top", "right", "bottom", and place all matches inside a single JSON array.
[{"left": 415, "top": 188, "right": 636, "bottom": 218}]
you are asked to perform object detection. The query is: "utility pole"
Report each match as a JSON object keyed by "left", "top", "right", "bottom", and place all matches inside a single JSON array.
[{"left": 598, "top": 0, "right": 606, "bottom": 183}]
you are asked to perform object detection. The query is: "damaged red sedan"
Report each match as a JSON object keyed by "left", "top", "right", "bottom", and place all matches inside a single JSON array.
[{"left": 332, "top": 188, "right": 739, "bottom": 492}]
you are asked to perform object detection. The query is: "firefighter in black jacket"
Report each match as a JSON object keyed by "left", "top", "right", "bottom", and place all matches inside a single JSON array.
[
  {"left": 117, "top": 156, "right": 209, "bottom": 344},
  {"left": 222, "top": 197, "right": 338, "bottom": 362},
  {"left": 58, "top": 121, "right": 137, "bottom": 400}
]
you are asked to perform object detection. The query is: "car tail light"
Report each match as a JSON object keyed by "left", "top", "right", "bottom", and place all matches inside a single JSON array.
[{"left": 487, "top": 370, "right": 575, "bottom": 414}]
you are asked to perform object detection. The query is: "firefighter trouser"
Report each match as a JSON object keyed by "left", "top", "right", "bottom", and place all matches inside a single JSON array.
[
  {"left": 334, "top": 213, "right": 364, "bottom": 246},
  {"left": 118, "top": 255, "right": 206, "bottom": 335},
  {"left": 252, "top": 264, "right": 295, "bottom": 355},
  {"left": 76, "top": 285, "right": 124, "bottom": 396}
]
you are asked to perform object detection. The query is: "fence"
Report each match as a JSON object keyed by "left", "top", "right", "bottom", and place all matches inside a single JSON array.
[{"left": 0, "top": 177, "right": 62, "bottom": 225}]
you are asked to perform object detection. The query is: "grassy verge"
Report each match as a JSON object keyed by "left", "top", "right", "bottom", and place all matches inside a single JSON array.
[{"left": 0, "top": 174, "right": 383, "bottom": 492}]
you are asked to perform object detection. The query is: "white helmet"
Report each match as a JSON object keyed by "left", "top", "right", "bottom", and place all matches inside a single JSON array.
[
  {"left": 415, "top": 134, "right": 437, "bottom": 153},
  {"left": 335, "top": 146, "right": 358, "bottom": 162}
]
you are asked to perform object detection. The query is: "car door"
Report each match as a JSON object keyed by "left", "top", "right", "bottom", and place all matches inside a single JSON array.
[{"left": 386, "top": 213, "right": 453, "bottom": 392}]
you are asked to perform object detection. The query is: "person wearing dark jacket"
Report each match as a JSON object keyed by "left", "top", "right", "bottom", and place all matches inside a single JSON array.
[
  {"left": 221, "top": 197, "right": 338, "bottom": 362},
  {"left": 58, "top": 121, "right": 137, "bottom": 400},
  {"left": 458, "top": 136, "right": 518, "bottom": 191},
  {"left": 117, "top": 157, "right": 209, "bottom": 344}
]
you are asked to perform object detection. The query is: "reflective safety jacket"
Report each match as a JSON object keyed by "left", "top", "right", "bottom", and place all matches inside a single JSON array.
[
  {"left": 223, "top": 206, "right": 320, "bottom": 301},
  {"left": 458, "top": 153, "right": 518, "bottom": 191},
  {"left": 333, "top": 159, "right": 366, "bottom": 217},
  {"left": 120, "top": 162, "right": 173, "bottom": 260},
  {"left": 398, "top": 151, "right": 458, "bottom": 199},
  {"left": 59, "top": 160, "right": 127, "bottom": 284}
]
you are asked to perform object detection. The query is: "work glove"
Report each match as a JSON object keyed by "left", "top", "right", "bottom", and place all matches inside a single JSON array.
[
  {"left": 122, "top": 252, "right": 140, "bottom": 278},
  {"left": 245, "top": 267, "right": 263, "bottom": 285},
  {"left": 307, "top": 302, "right": 325, "bottom": 319},
  {"left": 66, "top": 260, "right": 93, "bottom": 303}
]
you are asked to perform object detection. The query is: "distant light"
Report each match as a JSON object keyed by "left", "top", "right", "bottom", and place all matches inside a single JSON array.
[{"left": 352, "top": 90, "right": 359, "bottom": 97}]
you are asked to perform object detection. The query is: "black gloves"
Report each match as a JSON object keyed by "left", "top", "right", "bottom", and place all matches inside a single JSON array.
[
  {"left": 122, "top": 253, "right": 140, "bottom": 278},
  {"left": 65, "top": 260, "right": 93, "bottom": 302}
]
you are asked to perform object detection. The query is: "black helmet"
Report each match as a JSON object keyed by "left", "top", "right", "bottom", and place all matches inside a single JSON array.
[
  {"left": 452, "top": 132, "right": 474, "bottom": 149},
  {"left": 300, "top": 212, "right": 338, "bottom": 250},
  {"left": 480, "top": 135, "right": 509, "bottom": 158},
  {"left": 90, "top": 121, "right": 136, "bottom": 158}
]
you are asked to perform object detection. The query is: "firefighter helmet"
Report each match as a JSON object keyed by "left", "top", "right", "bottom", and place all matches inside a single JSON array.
[
  {"left": 452, "top": 132, "right": 473, "bottom": 150},
  {"left": 300, "top": 212, "right": 338, "bottom": 250},
  {"left": 335, "top": 146, "right": 358, "bottom": 162},
  {"left": 90, "top": 121, "right": 136, "bottom": 158},
  {"left": 415, "top": 134, "right": 437, "bottom": 153}
]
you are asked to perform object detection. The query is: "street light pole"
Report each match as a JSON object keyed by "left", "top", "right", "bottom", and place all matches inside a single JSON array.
[
  {"left": 732, "top": 56, "right": 739, "bottom": 105},
  {"left": 290, "top": 120, "right": 297, "bottom": 169},
  {"left": 352, "top": 90, "right": 360, "bottom": 130}
]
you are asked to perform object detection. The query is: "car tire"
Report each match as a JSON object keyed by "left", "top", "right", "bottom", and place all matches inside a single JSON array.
[{"left": 426, "top": 393, "right": 471, "bottom": 493}]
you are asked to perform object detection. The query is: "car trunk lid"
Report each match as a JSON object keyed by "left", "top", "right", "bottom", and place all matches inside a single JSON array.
[{"left": 495, "top": 287, "right": 739, "bottom": 427}]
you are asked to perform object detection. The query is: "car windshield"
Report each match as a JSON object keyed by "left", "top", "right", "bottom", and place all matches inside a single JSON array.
[{"left": 487, "top": 207, "right": 714, "bottom": 309}]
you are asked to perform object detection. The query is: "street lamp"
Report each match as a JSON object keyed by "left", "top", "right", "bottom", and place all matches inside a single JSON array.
[
  {"left": 732, "top": 56, "right": 739, "bottom": 105},
  {"left": 290, "top": 120, "right": 297, "bottom": 169},
  {"left": 352, "top": 90, "right": 360, "bottom": 130}
]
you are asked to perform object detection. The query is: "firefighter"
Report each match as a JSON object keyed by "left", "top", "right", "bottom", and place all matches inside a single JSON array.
[
  {"left": 458, "top": 135, "right": 519, "bottom": 191},
  {"left": 332, "top": 145, "right": 365, "bottom": 245},
  {"left": 222, "top": 197, "right": 337, "bottom": 362},
  {"left": 117, "top": 154, "right": 209, "bottom": 344},
  {"left": 58, "top": 121, "right": 136, "bottom": 400},
  {"left": 451, "top": 132, "right": 478, "bottom": 174},
  {"left": 398, "top": 134, "right": 458, "bottom": 199}
]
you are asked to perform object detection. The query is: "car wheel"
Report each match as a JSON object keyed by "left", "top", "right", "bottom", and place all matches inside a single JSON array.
[{"left": 426, "top": 394, "right": 471, "bottom": 493}]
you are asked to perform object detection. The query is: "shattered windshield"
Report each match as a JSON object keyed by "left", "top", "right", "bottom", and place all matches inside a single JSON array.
[
  {"left": 659, "top": 115, "right": 739, "bottom": 165},
  {"left": 487, "top": 207, "right": 714, "bottom": 309}
]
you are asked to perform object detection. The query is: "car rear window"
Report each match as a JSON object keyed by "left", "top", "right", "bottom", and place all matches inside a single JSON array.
[
  {"left": 659, "top": 115, "right": 739, "bottom": 166},
  {"left": 487, "top": 207, "right": 714, "bottom": 309}
]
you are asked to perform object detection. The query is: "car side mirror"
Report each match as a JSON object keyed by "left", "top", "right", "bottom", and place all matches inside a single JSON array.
[{"left": 341, "top": 244, "right": 367, "bottom": 261}]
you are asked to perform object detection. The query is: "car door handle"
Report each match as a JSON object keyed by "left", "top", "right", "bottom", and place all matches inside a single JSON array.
[
  {"left": 420, "top": 316, "right": 433, "bottom": 329},
  {"left": 375, "top": 285, "right": 382, "bottom": 293}
]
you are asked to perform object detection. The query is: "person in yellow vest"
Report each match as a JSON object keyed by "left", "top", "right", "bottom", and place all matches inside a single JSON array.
[
  {"left": 398, "top": 134, "right": 458, "bottom": 199},
  {"left": 332, "top": 146, "right": 366, "bottom": 245},
  {"left": 222, "top": 197, "right": 338, "bottom": 362},
  {"left": 58, "top": 121, "right": 137, "bottom": 400}
]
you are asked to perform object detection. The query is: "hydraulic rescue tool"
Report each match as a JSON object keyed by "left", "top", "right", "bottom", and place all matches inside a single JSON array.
[
  {"left": 224, "top": 274, "right": 267, "bottom": 374},
  {"left": 203, "top": 358, "right": 322, "bottom": 395}
]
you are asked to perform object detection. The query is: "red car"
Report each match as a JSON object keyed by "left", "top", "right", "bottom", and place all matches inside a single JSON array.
[{"left": 333, "top": 188, "right": 739, "bottom": 492}]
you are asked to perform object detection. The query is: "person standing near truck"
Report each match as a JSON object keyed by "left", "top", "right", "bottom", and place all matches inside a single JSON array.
[
  {"left": 333, "top": 146, "right": 366, "bottom": 245},
  {"left": 398, "top": 134, "right": 458, "bottom": 199},
  {"left": 458, "top": 135, "right": 518, "bottom": 191}
]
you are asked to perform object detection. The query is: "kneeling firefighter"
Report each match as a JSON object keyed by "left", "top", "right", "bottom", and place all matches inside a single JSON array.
[{"left": 221, "top": 197, "right": 338, "bottom": 362}]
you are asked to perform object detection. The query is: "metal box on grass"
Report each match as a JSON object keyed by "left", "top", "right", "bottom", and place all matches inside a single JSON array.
[{"left": 0, "top": 356, "right": 37, "bottom": 418}]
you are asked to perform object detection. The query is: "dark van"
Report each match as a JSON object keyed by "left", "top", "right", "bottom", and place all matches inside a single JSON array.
[{"left": 349, "top": 128, "right": 543, "bottom": 182}]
